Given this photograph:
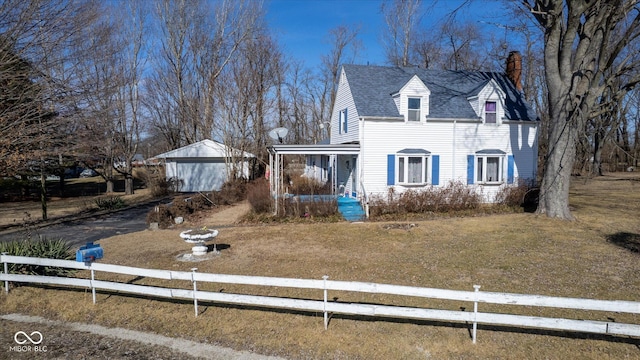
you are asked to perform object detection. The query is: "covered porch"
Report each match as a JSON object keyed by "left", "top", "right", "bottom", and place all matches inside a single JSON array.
[{"left": 267, "top": 144, "right": 362, "bottom": 216}]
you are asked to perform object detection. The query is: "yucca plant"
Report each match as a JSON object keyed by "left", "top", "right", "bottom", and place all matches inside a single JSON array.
[
  {"left": 95, "top": 196, "right": 126, "bottom": 210},
  {"left": 0, "top": 237, "right": 76, "bottom": 280}
]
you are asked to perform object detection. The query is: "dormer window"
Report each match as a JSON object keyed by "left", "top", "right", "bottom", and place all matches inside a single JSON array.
[
  {"left": 408, "top": 97, "right": 421, "bottom": 121},
  {"left": 485, "top": 101, "right": 497, "bottom": 123}
]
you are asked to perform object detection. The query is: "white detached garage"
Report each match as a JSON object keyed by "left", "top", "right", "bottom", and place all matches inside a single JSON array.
[{"left": 155, "top": 139, "right": 255, "bottom": 192}]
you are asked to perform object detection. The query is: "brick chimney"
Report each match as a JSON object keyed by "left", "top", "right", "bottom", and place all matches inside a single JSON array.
[{"left": 506, "top": 51, "right": 523, "bottom": 92}]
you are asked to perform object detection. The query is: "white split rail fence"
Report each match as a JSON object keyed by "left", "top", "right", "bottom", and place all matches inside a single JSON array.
[{"left": 2, "top": 254, "right": 640, "bottom": 343}]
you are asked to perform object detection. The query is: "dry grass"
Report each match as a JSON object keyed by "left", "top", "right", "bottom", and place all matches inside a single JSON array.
[{"left": 2, "top": 174, "right": 640, "bottom": 359}]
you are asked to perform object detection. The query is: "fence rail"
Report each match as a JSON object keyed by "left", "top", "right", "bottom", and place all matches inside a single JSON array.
[{"left": 2, "top": 254, "right": 639, "bottom": 343}]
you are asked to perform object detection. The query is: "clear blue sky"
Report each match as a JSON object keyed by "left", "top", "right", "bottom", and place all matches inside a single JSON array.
[{"left": 266, "top": 0, "right": 517, "bottom": 69}]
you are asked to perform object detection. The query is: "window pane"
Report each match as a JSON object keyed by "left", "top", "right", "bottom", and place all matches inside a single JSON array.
[
  {"left": 477, "top": 158, "right": 483, "bottom": 182},
  {"left": 487, "top": 157, "right": 499, "bottom": 182},
  {"left": 408, "top": 98, "right": 421, "bottom": 121},
  {"left": 399, "top": 157, "right": 405, "bottom": 183},
  {"left": 408, "top": 157, "right": 422, "bottom": 183},
  {"left": 485, "top": 101, "right": 496, "bottom": 123},
  {"left": 408, "top": 109, "right": 420, "bottom": 121}
]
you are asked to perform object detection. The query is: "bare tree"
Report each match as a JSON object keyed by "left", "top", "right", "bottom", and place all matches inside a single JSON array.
[
  {"left": 440, "top": 20, "right": 488, "bottom": 71},
  {"left": 0, "top": 0, "right": 101, "bottom": 219},
  {"left": 112, "top": 1, "right": 147, "bottom": 195},
  {"left": 522, "top": 0, "right": 640, "bottom": 219},
  {"left": 147, "top": 0, "right": 264, "bottom": 151},
  {"left": 381, "top": 0, "right": 424, "bottom": 66},
  {"left": 215, "top": 29, "right": 283, "bottom": 181},
  {"left": 304, "top": 25, "right": 361, "bottom": 143}
]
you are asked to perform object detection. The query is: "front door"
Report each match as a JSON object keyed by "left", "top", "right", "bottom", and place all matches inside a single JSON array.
[{"left": 337, "top": 155, "right": 357, "bottom": 197}]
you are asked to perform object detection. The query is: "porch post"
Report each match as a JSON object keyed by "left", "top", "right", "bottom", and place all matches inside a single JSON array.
[{"left": 274, "top": 152, "right": 280, "bottom": 215}]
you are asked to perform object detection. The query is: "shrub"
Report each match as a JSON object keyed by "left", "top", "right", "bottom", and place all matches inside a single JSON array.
[
  {"left": 290, "top": 176, "right": 331, "bottom": 195},
  {"left": 494, "top": 179, "right": 537, "bottom": 209},
  {"left": 171, "top": 193, "right": 215, "bottom": 219},
  {"left": 369, "top": 181, "right": 482, "bottom": 218},
  {"left": 247, "top": 178, "right": 272, "bottom": 214},
  {"left": 95, "top": 196, "right": 126, "bottom": 210},
  {"left": 137, "top": 165, "right": 183, "bottom": 196},
  {"left": 279, "top": 197, "right": 339, "bottom": 218},
  {"left": 0, "top": 237, "right": 76, "bottom": 280},
  {"left": 145, "top": 204, "right": 174, "bottom": 229},
  {"left": 212, "top": 179, "right": 247, "bottom": 205}
]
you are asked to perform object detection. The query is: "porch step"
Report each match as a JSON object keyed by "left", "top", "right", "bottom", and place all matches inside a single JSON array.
[{"left": 337, "top": 197, "right": 365, "bottom": 222}]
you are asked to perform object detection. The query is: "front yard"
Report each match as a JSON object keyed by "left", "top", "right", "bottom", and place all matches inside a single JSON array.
[{"left": 1, "top": 174, "right": 639, "bottom": 359}]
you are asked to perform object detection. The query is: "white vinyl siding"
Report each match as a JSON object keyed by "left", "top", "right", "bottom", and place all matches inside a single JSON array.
[
  {"left": 331, "top": 68, "right": 359, "bottom": 144},
  {"left": 359, "top": 119, "right": 538, "bottom": 203},
  {"left": 398, "top": 76, "right": 430, "bottom": 122}
]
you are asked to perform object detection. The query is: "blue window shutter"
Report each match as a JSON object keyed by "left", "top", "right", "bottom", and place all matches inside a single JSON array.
[
  {"left": 467, "top": 155, "right": 474, "bottom": 184},
  {"left": 431, "top": 155, "right": 439, "bottom": 185},
  {"left": 507, "top": 155, "right": 515, "bottom": 184},
  {"left": 387, "top": 155, "right": 395, "bottom": 185}
]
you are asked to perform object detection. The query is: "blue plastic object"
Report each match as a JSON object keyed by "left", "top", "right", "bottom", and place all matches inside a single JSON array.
[{"left": 76, "top": 242, "right": 103, "bottom": 263}]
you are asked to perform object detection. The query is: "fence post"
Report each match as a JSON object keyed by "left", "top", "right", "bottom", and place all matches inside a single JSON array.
[
  {"left": 323, "top": 275, "right": 329, "bottom": 330},
  {"left": 2, "top": 253, "right": 8, "bottom": 293},
  {"left": 90, "top": 265, "right": 96, "bottom": 304},
  {"left": 472, "top": 284, "right": 481, "bottom": 344},
  {"left": 191, "top": 268, "right": 198, "bottom": 317}
]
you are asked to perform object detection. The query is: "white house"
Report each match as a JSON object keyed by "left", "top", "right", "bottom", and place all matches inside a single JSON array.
[
  {"left": 156, "top": 139, "right": 255, "bottom": 192},
  {"left": 268, "top": 52, "right": 538, "bottom": 208}
]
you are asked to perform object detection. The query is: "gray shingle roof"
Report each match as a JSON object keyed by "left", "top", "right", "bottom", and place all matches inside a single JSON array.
[{"left": 342, "top": 64, "right": 538, "bottom": 121}]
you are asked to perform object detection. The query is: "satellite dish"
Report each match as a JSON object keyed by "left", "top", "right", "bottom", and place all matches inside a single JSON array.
[{"left": 268, "top": 127, "right": 289, "bottom": 143}]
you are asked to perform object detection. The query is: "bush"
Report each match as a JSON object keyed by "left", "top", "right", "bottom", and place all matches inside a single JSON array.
[
  {"left": 289, "top": 176, "right": 331, "bottom": 195},
  {"left": 369, "top": 181, "right": 482, "bottom": 218},
  {"left": 145, "top": 193, "right": 216, "bottom": 229},
  {"left": 145, "top": 204, "right": 174, "bottom": 229},
  {"left": 278, "top": 196, "right": 339, "bottom": 219},
  {"left": 0, "top": 237, "right": 76, "bottom": 280},
  {"left": 494, "top": 179, "right": 537, "bottom": 209},
  {"left": 212, "top": 179, "right": 247, "bottom": 205},
  {"left": 136, "top": 167, "right": 183, "bottom": 197},
  {"left": 247, "top": 178, "right": 272, "bottom": 214},
  {"left": 95, "top": 196, "right": 126, "bottom": 210}
]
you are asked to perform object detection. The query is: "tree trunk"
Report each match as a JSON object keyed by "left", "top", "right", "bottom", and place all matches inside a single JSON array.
[
  {"left": 592, "top": 130, "right": 604, "bottom": 176},
  {"left": 40, "top": 166, "right": 48, "bottom": 221},
  {"left": 124, "top": 166, "right": 134, "bottom": 195},
  {"left": 106, "top": 179, "right": 114, "bottom": 193},
  {"left": 535, "top": 96, "right": 578, "bottom": 220}
]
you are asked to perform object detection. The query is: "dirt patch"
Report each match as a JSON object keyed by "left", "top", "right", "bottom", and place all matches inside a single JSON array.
[{"left": 188, "top": 200, "right": 252, "bottom": 228}]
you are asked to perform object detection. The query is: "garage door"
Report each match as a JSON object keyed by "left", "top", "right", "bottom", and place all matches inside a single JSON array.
[{"left": 175, "top": 159, "right": 227, "bottom": 192}]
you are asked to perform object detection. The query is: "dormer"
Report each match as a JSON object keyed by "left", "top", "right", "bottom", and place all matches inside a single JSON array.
[
  {"left": 392, "top": 75, "right": 430, "bottom": 123},
  {"left": 468, "top": 79, "right": 506, "bottom": 125}
]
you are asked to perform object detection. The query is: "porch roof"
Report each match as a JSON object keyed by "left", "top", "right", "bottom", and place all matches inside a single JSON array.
[{"left": 268, "top": 144, "right": 360, "bottom": 155}]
